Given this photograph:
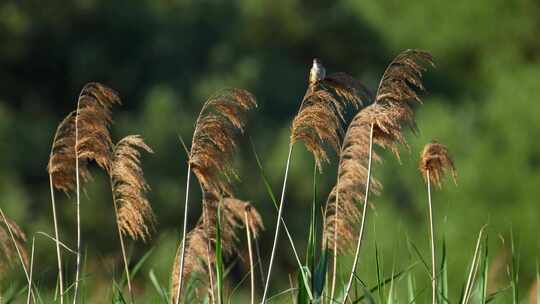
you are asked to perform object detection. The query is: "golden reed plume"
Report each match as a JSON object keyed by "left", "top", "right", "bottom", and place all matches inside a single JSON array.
[
  {"left": 324, "top": 49, "right": 434, "bottom": 253},
  {"left": 75, "top": 82, "right": 121, "bottom": 172},
  {"left": 172, "top": 88, "right": 260, "bottom": 302},
  {"left": 47, "top": 111, "right": 91, "bottom": 192},
  {"left": 48, "top": 82, "right": 120, "bottom": 191},
  {"left": 419, "top": 141, "right": 457, "bottom": 188},
  {"left": 0, "top": 213, "right": 28, "bottom": 271},
  {"left": 111, "top": 135, "right": 156, "bottom": 241},
  {"left": 171, "top": 196, "right": 263, "bottom": 302},
  {"left": 291, "top": 70, "right": 368, "bottom": 169},
  {"left": 189, "top": 88, "right": 257, "bottom": 197}
]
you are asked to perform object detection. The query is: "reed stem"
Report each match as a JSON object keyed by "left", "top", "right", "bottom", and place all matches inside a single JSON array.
[
  {"left": 174, "top": 163, "right": 192, "bottom": 304},
  {"left": 27, "top": 236, "right": 36, "bottom": 304},
  {"left": 261, "top": 143, "right": 293, "bottom": 303},
  {"left": 73, "top": 104, "right": 81, "bottom": 304},
  {"left": 49, "top": 174, "right": 65, "bottom": 304},
  {"left": 244, "top": 210, "right": 255, "bottom": 304},
  {"left": 110, "top": 177, "right": 134, "bottom": 303},
  {"left": 427, "top": 171, "right": 437, "bottom": 304},
  {"left": 342, "top": 123, "right": 374, "bottom": 303}
]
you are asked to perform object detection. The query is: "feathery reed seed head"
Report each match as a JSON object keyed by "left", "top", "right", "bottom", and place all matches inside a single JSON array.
[
  {"left": 419, "top": 141, "right": 457, "bottom": 188},
  {"left": 324, "top": 49, "right": 434, "bottom": 253},
  {"left": 190, "top": 88, "right": 257, "bottom": 197},
  {"left": 76, "top": 82, "right": 121, "bottom": 172},
  {"left": 171, "top": 196, "right": 263, "bottom": 301},
  {"left": 0, "top": 214, "right": 28, "bottom": 270},
  {"left": 111, "top": 135, "right": 156, "bottom": 242},
  {"left": 292, "top": 69, "right": 368, "bottom": 169},
  {"left": 48, "top": 111, "right": 92, "bottom": 192}
]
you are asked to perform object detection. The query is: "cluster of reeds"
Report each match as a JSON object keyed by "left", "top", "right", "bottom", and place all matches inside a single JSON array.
[
  {"left": 3, "top": 49, "right": 533, "bottom": 304},
  {"left": 46, "top": 82, "right": 155, "bottom": 303}
]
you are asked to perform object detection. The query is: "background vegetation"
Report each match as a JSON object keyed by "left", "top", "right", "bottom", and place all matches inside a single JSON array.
[{"left": 0, "top": 0, "right": 539, "bottom": 302}]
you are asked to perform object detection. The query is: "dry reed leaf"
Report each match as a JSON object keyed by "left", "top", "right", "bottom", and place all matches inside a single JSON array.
[
  {"left": 0, "top": 214, "right": 28, "bottom": 271},
  {"left": 291, "top": 69, "right": 368, "bottom": 169},
  {"left": 48, "top": 111, "right": 92, "bottom": 192},
  {"left": 111, "top": 135, "right": 156, "bottom": 242},
  {"left": 170, "top": 196, "right": 263, "bottom": 302},
  {"left": 419, "top": 141, "right": 457, "bottom": 188},
  {"left": 75, "top": 82, "right": 121, "bottom": 172},
  {"left": 189, "top": 88, "right": 257, "bottom": 197},
  {"left": 324, "top": 49, "right": 434, "bottom": 253}
]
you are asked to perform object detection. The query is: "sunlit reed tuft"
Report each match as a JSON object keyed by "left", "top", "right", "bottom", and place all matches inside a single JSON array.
[
  {"left": 419, "top": 141, "right": 457, "bottom": 188},
  {"left": 325, "top": 49, "right": 434, "bottom": 254},
  {"left": 0, "top": 214, "right": 28, "bottom": 270},
  {"left": 291, "top": 71, "right": 368, "bottom": 169},
  {"left": 48, "top": 111, "right": 91, "bottom": 192},
  {"left": 111, "top": 135, "right": 156, "bottom": 241},
  {"left": 189, "top": 88, "right": 257, "bottom": 197},
  {"left": 171, "top": 196, "right": 263, "bottom": 303}
]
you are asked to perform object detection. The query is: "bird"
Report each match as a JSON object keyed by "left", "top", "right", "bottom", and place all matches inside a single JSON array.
[{"left": 309, "top": 58, "right": 326, "bottom": 85}]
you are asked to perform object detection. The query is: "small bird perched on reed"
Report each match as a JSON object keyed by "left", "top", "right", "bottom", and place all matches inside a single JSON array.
[{"left": 309, "top": 58, "right": 326, "bottom": 85}]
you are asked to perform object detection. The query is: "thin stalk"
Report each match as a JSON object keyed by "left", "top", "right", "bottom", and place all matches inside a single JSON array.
[
  {"left": 342, "top": 123, "right": 374, "bottom": 303},
  {"left": 330, "top": 162, "right": 343, "bottom": 301},
  {"left": 0, "top": 208, "right": 33, "bottom": 298},
  {"left": 110, "top": 177, "right": 134, "bottom": 303},
  {"left": 261, "top": 143, "right": 295, "bottom": 303},
  {"left": 255, "top": 238, "right": 265, "bottom": 286},
  {"left": 49, "top": 174, "right": 65, "bottom": 304},
  {"left": 203, "top": 204, "right": 216, "bottom": 304},
  {"left": 461, "top": 226, "right": 487, "bottom": 304},
  {"left": 27, "top": 236, "right": 36, "bottom": 304},
  {"left": 174, "top": 163, "right": 192, "bottom": 304},
  {"left": 250, "top": 138, "right": 312, "bottom": 300},
  {"left": 245, "top": 211, "right": 255, "bottom": 304},
  {"left": 427, "top": 171, "right": 436, "bottom": 304},
  {"left": 73, "top": 103, "right": 82, "bottom": 304},
  {"left": 215, "top": 205, "right": 224, "bottom": 304}
]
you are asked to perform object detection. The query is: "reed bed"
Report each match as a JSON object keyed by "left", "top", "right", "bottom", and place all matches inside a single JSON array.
[{"left": 0, "top": 50, "right": 533, "bottom": 304}]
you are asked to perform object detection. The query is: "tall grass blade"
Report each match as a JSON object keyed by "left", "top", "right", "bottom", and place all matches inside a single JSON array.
[
  {"left": 375, "top": 244, "right": 384, "bottom": 303},
  {"left": 510, "top": 230, "right": 520, "bottom": 304},
  {"left": 297, "top": 267, "right": 310, "bottom": 304},
  {"left": 536, "top": 261, "right": 539, "bottom": 304},
  {"left": 314, "top": 249, "right": 329, "bottom": 300},
  {"left": 250, "top": 139, "right": 313, "bottom": 300},
  {"left": 461, "top": 225, "right": 487, "bottom": 304},
  {"left": 439, "top": 238, "right": 449, "bottom": 304},
  {"left": 149, "top": 269, "right": 169, "bottom": 303},
  {"left": 408, "top": 270, "right": 416, "bottom": 304},
  {"left": 480, "top": 238, "right": 489, "bottom": 304}
]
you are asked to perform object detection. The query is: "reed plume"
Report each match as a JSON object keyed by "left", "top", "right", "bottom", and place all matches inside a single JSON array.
[
  {"left": 328, "top": 49, "right": 434, "bottom": 303},
  {"left": 174, "top": 88, "right": 257, "bottom": 303},
  {"left": 48, "top": 111, "right": 92, "bottom": 192},
  {"left": 419, "top": 141, "right": 457, "bottom": 188},
  {"left": 75, "top": 82, "right": 121, "bottom": 171},
  {"left": 109, "top": 135, "right": 155, "bottom": 301},
  {"left": 111, "top": 135, "right": 156, "bottom": 241},
  {"left": 0, "top": 208, "right": 34, "bottom": 302},
  {"left": 171, "top": 196, "right": 263, "bottom": 303},
  {"left": 190, "top": 88, "right": 257, "bottom": 197},
  {"left": 47, "top": 111, "right": 90, "bottom": 304},
  {"left": 291, "top": 72, "right": 366, "bottom": 169},
  {"left": 73, "top": 82, "right": 120, "bottom": 303},
  {"left": 0, "top": 212, "right": 28, "bottom": 270},
  {"left": 419, "top": 141, "right": 456, "bottom": 304},
  {"left": 263, "top": 60, "right": 367, "bottom": 303}
]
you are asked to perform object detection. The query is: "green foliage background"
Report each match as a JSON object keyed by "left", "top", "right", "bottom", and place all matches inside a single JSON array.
[{"left": 0, "top": 0, "right": 539, "bottom": 302}]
